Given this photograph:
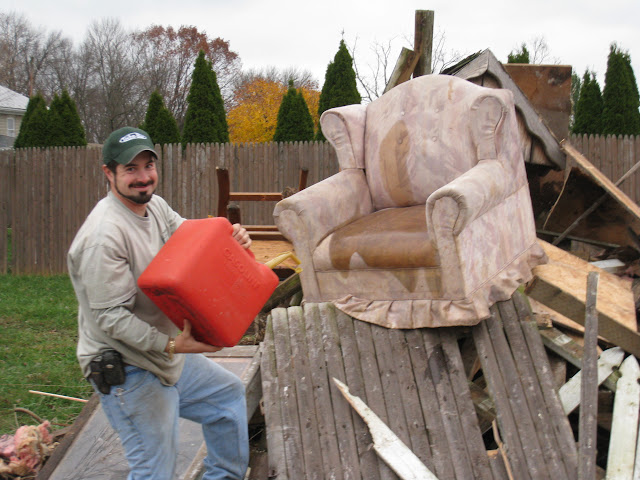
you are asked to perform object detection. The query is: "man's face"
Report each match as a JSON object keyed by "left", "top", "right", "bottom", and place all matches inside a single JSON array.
[{"left": 109, "top": 151, "right": 158, "bottom": 206}]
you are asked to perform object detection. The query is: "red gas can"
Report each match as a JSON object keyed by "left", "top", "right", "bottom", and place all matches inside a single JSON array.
[{"left": 138, "top": 217, "right": 279, "bottom": 347}]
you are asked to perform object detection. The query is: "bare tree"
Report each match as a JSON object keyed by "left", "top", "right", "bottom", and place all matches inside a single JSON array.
[
  {"left": 80, "top": 18, "right": 147, "bottom": 142},
  {"left": 229, "top": 65, "right": 318, "bottom": 110},
  {"left": 348, "top": 29, "right": 466, "bottom": 102},
  {"left": 132, "top": 25, "right": 242, "bottom": 129},
  {"left": 0, "top": 12, "right": 66, "bottom": 97}
]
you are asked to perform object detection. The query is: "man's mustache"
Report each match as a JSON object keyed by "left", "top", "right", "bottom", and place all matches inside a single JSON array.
[{"left": 129, "top": 181, "right": 154, "bottom": 188}]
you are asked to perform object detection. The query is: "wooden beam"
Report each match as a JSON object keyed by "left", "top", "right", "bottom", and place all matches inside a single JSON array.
[
  {"left": 578, "top": 272, "right": 599, "bottom": 480},
  {"left": 561, "top": 141, "right": 640, "bottom": 222},
  {"left": 228, "top": 192, "right": 283, "bottom": 202},
  {"left": 261, "top": 273, "right": 301, "bottom": 313},
  {"left": 553, "top": 142, "right": 640, "bottom": 245},
  {"left": 216, "top": 167, "right": 230, "bottom": 218},
  {"left": 413, "top": 10, "right": 434, "bottom": 77},
  {"left": 526, "top": 270, "right": 640, "bottom": 358},
  {"left": 297, "top": 167, "right": 309, "bottom": 192},
  {"left": 383, "top": 47, "right": 421, "bottom": 94}
]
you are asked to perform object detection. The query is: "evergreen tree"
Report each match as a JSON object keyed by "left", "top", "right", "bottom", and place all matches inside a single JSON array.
[
  {"left": 45, "top": 91, "right": 87, "bottom": 147},
  {"left": 182, "top": 50, "right": 229, "bottom": 147},
  {"left": 141, "top": 90, "right": 180, "bottom": 145},
  {"left": 570, "top": 72, "right": 582, "bottom": 119},
  {"left": 47, "top": 93, "right": 66, "bottom": 146},
  {"left": 507, "top": 44, "right": 530, "bottom": 64},
  {"left": 294, "top": 88, "right": 315, "bottom": 141},
  {"left": 210, "top": 66, "right": 229, "bottom": 143},
  {"left": 59, "top": 90, "right": 87, "bottom": 146},
  {"left": 572, "top": 70, "right": 603, "bottom": 135},
  {"left": 316, "top": 39, "right": 361, "bottom": 141},
  {"left": 14, "top": 93, "right": 49, "bottom": 148},
  {"left": 274, "top": 80, "right": 315, "bottom": 142},
  {"left": 602, "top": 44, "right": 640, "bottom": 135}
]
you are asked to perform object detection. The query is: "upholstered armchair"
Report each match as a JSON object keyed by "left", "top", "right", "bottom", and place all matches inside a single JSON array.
[{"left": 273, "top": 75, "right": 547, "bottom": 328}]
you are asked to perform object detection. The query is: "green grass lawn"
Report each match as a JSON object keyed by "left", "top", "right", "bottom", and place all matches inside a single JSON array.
[{"left": 0, "top": 274, "right": 93, "bottom": 435}]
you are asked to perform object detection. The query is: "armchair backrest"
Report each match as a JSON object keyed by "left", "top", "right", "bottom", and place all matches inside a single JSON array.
[{"left": 320, "top": 75, "right": 523, "bottom": 212}]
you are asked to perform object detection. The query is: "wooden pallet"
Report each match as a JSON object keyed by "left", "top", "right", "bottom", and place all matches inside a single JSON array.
[
  {"left": 261, "top": 294, "right": 578, "bottom": 479},
  {"left": 262, "top": 303, "right": 498, "bottom": 480}
]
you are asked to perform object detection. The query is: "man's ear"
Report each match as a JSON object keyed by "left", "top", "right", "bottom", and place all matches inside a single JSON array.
[{"left": 102, "top": 164, "right": 114, "bottom": 183}]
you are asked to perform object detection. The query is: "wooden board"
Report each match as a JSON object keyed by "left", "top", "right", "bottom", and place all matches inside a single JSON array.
[
  {"left": 542, "top": 166, "right": 640, "bottom": 248},
  {"left": 533, "top": 239, "right": 636, "bottom": 332},
  {"left": 562, "top": 141, "right": 640, "bottom": 222},
  {"left": 527, "top": 241, "right": 640, "bottom": 357},
  {"left": 41, "top": 346, "right": 259, "bottom": 480}
]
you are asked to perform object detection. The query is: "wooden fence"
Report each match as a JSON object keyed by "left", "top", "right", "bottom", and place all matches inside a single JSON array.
[
  {"left": 569, "top": 134, "right": 640, "bottom": 201},
  {"left": 2, "top": 135, "right": 639, "bottom": 275},
  {"left": 0, "top": 142, "right": 338, "bottom": 275}
]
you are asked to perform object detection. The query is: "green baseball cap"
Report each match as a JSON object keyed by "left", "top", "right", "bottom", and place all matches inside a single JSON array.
[{"left": 102, "top": 127, "right": 157, "bottom": 165}]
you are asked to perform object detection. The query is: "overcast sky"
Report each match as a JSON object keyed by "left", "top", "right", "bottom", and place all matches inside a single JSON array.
[{"left": 6, "top": 0, "right": 640, "bottom": 91}]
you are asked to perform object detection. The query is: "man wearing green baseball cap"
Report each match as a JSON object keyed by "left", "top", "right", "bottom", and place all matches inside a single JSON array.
[{"left": 68, "top": 126, "right": 251, "bottom": 479}]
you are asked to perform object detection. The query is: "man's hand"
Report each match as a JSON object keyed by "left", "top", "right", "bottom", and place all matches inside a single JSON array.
[
  {"left": 169, "top": 320, "right": 222, "bottom": 354},
  {"left": 232, "top": 223, "right": 252, "bottom": 250}
]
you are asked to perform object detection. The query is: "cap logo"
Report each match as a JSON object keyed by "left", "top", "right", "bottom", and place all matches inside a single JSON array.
[{"left": 119, "top": 132, "right": 148, "bottom": 143}]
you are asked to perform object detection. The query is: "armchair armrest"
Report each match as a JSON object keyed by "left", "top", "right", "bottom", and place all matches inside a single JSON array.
[
  {"left": 274, "top": 168, "right": 374, "bottom": 251},
  {"left": 320, "top": 105, "right": 367, "bottom": 169},
  {"left": 427, "top": 159, "right": 523, "bottom": 236}
]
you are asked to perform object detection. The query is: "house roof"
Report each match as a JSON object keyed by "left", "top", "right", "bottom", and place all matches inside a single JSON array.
[
  {"left": 0, "top": 85, "right": 29, "bottom": 114},
  {"left": 442, "top": 49, "right": 566, "bottom": 170}
]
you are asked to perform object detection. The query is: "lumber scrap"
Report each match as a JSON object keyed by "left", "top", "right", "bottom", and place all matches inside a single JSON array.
[
  {"left": 544, "top": 143, "right": 640, "bottom": 248},
  {"left": 562, "top": 141, "right": 640, "bottom": 223},
  {"left": 261, "top": 318, "right": 289, "bottom": 480},
  {"left": 526, "top": 240, "right": 639, "bottom": 357},
  {"left": 558, "top": 347, "right": 624, "bottom": 414},
  {"left": 260, "top": 272, "right": 301, "bottom": 313},
  {"left": 333, "top": 378, "right": 438, "bottom": 480},
  {"left": 383, "top": 47, "right": 421, "bottom": 94},
  {"left": 536, "top": 240, "right": 636, "bottom": 333},
  {"left": 578, "top": 272, "right": 599, "bottom": 480},
  {"left": 605, "top": 355, "right": 640, "bottom": 479},
  {"left": 539, "top": 328, "right": 621, "bottom": 393}
]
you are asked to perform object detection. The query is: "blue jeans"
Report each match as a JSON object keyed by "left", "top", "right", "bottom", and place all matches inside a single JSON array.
[{"left": 93, "top": 353, "right": 249, "bottom": 480}]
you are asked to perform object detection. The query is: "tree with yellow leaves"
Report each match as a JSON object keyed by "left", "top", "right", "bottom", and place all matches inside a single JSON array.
[{"left": 228, "top": 77, "right": 320, "bottom": 143}]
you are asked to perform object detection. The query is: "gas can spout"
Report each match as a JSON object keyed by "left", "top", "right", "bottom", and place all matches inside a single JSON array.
[{"left": 265, "top": 251, "right": 302, "bottom": 273}]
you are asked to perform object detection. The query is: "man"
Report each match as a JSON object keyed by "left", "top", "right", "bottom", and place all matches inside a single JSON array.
[{"left": 68, "top": 126, "right": 250, "bottom": 480}]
